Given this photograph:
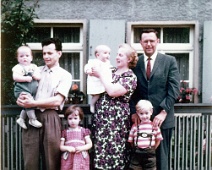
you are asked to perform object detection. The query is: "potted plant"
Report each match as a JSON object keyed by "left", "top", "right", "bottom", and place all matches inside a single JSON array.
[{"left": 177, "top": 81, "right": 198, "bottom": 103}]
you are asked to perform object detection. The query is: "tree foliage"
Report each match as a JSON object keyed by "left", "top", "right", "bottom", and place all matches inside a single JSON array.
[{"left": 1, "top": 0, "right": 39, "bottom": 105}]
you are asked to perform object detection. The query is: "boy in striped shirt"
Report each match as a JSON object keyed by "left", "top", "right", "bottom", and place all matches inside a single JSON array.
[{"left": 128, "top": 100, "right": 163, "bottom": 170}]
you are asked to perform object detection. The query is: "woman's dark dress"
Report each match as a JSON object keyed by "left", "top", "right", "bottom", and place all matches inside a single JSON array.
[{"left": 92, "top": 69, "right": 137, "bottom": 170}]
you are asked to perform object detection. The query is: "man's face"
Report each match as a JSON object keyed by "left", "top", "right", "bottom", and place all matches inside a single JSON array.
[
  {"left": 42, "top": 43, "right": 61, "bottom": 68},
  {"left": 140, "top": 32, "right": 159, "bottom": 57}
]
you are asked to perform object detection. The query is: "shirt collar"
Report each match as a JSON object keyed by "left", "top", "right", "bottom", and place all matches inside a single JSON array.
[
  {"left": 43, "top": 64, "right": 60, "bottom": 72},
  {"left": 144, "top": 50, "right": 158, "bottom": 61}
]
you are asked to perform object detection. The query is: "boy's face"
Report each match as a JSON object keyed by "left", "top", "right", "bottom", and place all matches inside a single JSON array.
[
  {"left": 136, "top": 107, "right": 152, "bottom": 122},
  {"left": 17, "top": 47, "right": 33, "bottom": 66},
  {"left": 97, "top": 48, "right": 111, "bottom": 62}
]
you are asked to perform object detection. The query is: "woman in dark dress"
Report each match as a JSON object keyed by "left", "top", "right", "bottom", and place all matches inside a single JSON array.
[{"left": 91, "top": 44, "right": 138, "bottom": 170}]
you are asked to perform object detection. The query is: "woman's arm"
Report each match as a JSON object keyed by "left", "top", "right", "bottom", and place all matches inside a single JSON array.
[{"left": 92, "top": 67, "right": 127, "bottom": 97}]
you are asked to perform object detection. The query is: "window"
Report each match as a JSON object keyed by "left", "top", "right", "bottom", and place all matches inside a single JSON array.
[
  {"left": 127, "top": 21, "right": 199, "bottom": 89},
  {"left": 26, "top": 19, "right": 87, "bottom": 92}
]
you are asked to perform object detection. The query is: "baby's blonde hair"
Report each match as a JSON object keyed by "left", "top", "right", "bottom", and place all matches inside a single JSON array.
[
  {"left": 136, "top": 100, "right": 153, "bottom": 112},
  {"left": 94, "top": 45, "right": 111, "bottom": 57}
]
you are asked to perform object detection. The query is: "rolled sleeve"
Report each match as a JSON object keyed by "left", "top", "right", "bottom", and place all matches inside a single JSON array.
[{"left": 56, "top": 71, "right": 72, "bottom": 98}]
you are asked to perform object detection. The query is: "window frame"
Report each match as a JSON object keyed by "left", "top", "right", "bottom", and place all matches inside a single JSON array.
[
  {"left": 27, "top": 19, "right": 87, "bottom": 93},
  {"left": 127, "top": 21, "right": 199, "bottom": 102}
]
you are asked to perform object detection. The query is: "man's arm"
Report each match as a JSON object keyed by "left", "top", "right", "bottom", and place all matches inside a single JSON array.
[
  {"left": 16, "top": 92, "right": 65, "bottom": 108},
  {"left": 159, "top": 56, "right": 180, "bottom": 111},
  {"left": 153, "top": 56, "right": 180, "bottom": 127}
]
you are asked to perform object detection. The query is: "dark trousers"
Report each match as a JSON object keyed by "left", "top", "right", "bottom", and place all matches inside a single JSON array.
[
  {"left": 22, "top": 109, "right": 61, "bottom": 170},
  {"left": 129, "top": 148, "right": 156, "bottom": 170},
  {"left": 156, "top": 128, "right": 173, "bottom": 170}
]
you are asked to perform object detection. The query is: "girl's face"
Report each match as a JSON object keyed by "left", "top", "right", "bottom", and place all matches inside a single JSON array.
[
  {"left": 137, "top": 108, "right": 152, "bottom": 122},
  {"left": 67, "top": 112, "right": 81, "bottom": 128},
  {"left": 116, "top": 47, "right": 130, "bottom": 68},
  {"left": 17, "top": 47, "right": 33, "bottom": 66}
]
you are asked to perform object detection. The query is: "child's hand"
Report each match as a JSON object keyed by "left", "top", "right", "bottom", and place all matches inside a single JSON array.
[
  {"left": 75, "top": 146, "right": 84, "bottom": 153},
  {"left": 67, "top": 146, "right": 76, "bottom": 153},
  {"left": 32, "top": 73, "right": 41, "bottom": 81},
  {"left": 86, "top": 68, "right": 93, "bottom": 75},
  {"left": 25, "top": 76, "right": 33, "bottom": 82}
]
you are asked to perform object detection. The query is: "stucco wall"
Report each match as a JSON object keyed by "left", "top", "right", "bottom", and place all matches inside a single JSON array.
[
  {"left": 34, "top": 0, "right": 212, "bottom": 63},
  {"left": 35, "top": 0, "right": 212, "bottom": 22},
  {"left": 32, "top": 0, "right": 212, "bottom": 102}
]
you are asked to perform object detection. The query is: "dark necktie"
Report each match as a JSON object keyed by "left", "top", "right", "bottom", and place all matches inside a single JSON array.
[{"left": 146, "top": 57, "right": 151, "bottom": 80}]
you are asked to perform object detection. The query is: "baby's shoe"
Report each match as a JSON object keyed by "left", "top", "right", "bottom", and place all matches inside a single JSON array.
[
  {"left": 29, "top": 119, "right": 42, "bottom": 128},
  {"left": 16, "top": 118, "right": 27, "bottom": 129}
]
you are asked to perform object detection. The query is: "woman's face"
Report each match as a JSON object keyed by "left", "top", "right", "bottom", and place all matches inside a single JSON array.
[{"left": 116, "top": 47, "right": 129, "bottom": 68}]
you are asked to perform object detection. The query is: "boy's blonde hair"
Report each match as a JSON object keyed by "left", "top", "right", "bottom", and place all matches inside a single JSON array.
[{"left": 136, "top": 100, "right": 153, "bottom": 112}]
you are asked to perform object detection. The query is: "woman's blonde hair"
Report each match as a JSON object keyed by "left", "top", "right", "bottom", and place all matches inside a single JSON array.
[{"left": 118, "top": 43, "right": 138, "bottom": 68}]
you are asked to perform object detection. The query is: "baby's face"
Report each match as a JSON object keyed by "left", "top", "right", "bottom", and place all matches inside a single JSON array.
[
  {"left": 136, "top": 107, "right": 152, "bottom": 122},
  {"left": 97, "top": 49, "right": 111, "bottom": 62},
  {"left": 17, "top": 47, "right": 33, "bottom": 66}
]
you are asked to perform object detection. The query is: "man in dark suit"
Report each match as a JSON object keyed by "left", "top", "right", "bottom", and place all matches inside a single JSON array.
[{"left": 130, "top": 29, "right": 180, "bottom": 170}]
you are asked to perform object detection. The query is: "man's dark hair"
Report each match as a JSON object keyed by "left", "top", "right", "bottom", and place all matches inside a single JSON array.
[
  {"left": 41, "top": 37, "right": 62, "bottom": 51},
  {"left": 141, "top": 28, "right": 158, "bottom": 38}
]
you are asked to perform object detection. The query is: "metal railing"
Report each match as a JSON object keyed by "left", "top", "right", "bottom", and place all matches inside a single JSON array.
[{"left": 1, "top": 104, "right": 212, "bottom": 170}]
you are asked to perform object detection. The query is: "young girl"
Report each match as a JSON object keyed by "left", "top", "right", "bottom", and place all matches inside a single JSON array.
[
  {"left": 84, "top": 45, "right": 113, "bottom": 113},
  {"left": 60, "top": 105, "right": 92, "bottom": 170}
]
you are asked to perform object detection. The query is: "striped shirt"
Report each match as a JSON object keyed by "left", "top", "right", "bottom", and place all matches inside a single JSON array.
[{"left": 128, "top": 120, "right": 163, "bottom": 148}]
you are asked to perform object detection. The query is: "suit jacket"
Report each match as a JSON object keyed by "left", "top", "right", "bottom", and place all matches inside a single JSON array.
[{"left": 130, "top": 53, "right": 180, "bottom": 129}]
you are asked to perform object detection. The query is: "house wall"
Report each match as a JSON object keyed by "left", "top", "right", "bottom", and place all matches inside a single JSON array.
[
  {"left": 32, "top": 0, "right": 212, "bottom": 103},
  {"left": 203, "top": 21, "right": 212, "bottom": 103}
]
